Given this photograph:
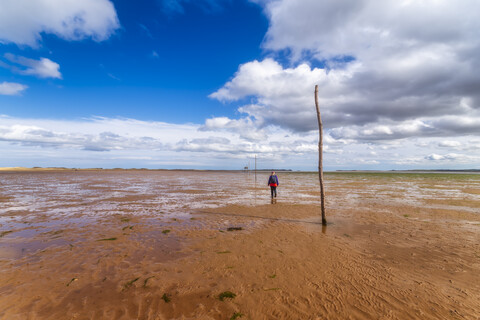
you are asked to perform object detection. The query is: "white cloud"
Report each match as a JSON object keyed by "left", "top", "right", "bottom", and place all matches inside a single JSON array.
[
  {"left": 2, "top": 115, "right": 480, "bottom": 170},
  {"left": 0, "top": 116, "right": 316, "bottom": 158},
  {"left": 4, "top": 54, "right": 62, "bottom": 79},
  {"left": 0, "top": 0, "right": 120, "bottom": 46},
  {"left": 438, "top": 141, "right": 461, "bottom": 148},
  {"left": 211, "top": 59, "right": 480, "bottom": 141},
  {"left": 426, "top": 153, "right": 445, "bottom": 161},
  {"left": 200, "top": 116, "right": 267, "bottom": 141},
  {"left": 425, "top": 153, "right": 473, "bottom": 162},
  {"left": 0, "top": 82, "right": 28, "bottom": 95},
  {"left": 261, "top": 0, "right": 480, "bottom": 63},
  {"left": 210, "top": 58, "right": 337, "bottom": 131},
  {"left": 211, "top": 0, "right": 480, "bottom": 151}
]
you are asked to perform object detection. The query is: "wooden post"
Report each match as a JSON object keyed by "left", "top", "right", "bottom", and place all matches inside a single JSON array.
[
  {"left": 254, "top": 154, "right": 257, "bottom": 185},
  {"left": 315, "top": 85, "right": 327, "bottom": 226}
]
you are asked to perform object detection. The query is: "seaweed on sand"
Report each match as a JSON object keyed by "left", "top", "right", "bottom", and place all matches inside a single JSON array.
[
  {"left": 0, "top": 230, "right": 13, "bottom": 237},
  {"left": 227, "top": 227, "right": 243, "bottom": 231},
  {"left": 97, "top": 237, "right": 117, "bottom": 241},
  {"left": 66, "top": 278, "right": 78, "bottom": 287},
  {"left": 263, "top": 288, "right": 280, "bottom": 291},
  {"left": 161, "top": 293, "right": 171, "bottom": 303},
  {"left": 143, "top": 276, "right": 155, "bottom": 288},
  {"left": 230, "top": 312, "right": 244, "bottom": 320},
  {"left": 218, "top": 291, "right": 236, "bottom": 301},
  {"left": 122, "top": 277, "right": 140, "bottom": 291},
  {"left": 162, "top": 229, "right": 171, "bottom": 234}
]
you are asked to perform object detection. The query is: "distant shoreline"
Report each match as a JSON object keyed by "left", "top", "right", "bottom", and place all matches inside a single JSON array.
[{"left": 1, "top": 167, "right": 479, "bottom": 174}]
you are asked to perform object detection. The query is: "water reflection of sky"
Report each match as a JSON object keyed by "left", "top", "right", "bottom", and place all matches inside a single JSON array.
[{"left": 1, "top": 171, "right": 479, "bottom": 225}]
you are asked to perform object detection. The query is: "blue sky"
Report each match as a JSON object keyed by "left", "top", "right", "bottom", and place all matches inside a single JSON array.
[
  {"left": 1, "top": 0, "right": 480, "bottom": 170},
  {"left": 1, "top": 0, "right": 267, "bottom": 122}
]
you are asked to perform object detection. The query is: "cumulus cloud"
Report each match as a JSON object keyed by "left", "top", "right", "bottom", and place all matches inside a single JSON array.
[
  {"left": 3, "top": 54, "right": 62, "bottom": 79},
  {"left": 261, "top": 0, "right": 480, "bottom": 63},
  {"left": 0, "top": 82, "right": 28, "bottom": 95},
  {"left": 211, "top": 0, "right": 480, "bottom": 149},
  {"left": 211, "top": 58, "right": 480, "bottom": 141},
  {"left": 200, "top": 116, "right": 267, "bottom": 141},
  {"left": 0, "top": 0, "right": 120, "bottom": 46},
  {"left": 424, "top": 153, "right": 474, "bottom": 162}
]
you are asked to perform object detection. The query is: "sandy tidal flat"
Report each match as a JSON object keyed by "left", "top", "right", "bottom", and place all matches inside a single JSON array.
[{"left": 0, "top": 170, "right": 479, "bottom": 319}]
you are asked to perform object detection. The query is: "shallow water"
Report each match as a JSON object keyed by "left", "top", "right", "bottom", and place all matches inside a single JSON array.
[
  {"left": 0, "top": 170, "right": 480, "bottom": 251},
  {"left": 1, "top": 170, "right": 479, "bottom": 219},
  {"left": 1, "top": 170, "right": 479, "bottom": 245}
]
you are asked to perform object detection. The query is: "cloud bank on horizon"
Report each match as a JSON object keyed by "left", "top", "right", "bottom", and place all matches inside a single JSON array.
[{"left": 1, "top": 0, "right": 480, "bottom": 170}]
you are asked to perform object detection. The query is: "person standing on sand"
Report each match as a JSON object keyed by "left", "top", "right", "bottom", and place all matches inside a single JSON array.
[{"left": 268, "top": 171, "right": 279, "bottom": 199}]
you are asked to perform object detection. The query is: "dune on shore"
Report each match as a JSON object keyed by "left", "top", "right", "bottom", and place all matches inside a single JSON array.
[{"left": 0, "top": 171, "right": 479, "bottom": 319}]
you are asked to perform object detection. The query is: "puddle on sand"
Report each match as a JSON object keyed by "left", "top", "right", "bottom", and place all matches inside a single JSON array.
[{"left": 0, "top": 238, "right": 68, "bottom": 260}]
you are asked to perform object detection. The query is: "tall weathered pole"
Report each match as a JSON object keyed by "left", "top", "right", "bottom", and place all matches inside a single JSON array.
[
  {"left": 254, "top": 154, "right": 257, "bottom": 185},
  {"left": 315, "top": 85, "right": 327, "bottom": 226}
]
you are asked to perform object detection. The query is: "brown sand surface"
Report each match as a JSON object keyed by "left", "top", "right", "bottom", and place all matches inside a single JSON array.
[{"left": 0, "top": 170, "right": 479, "bottom": 319}]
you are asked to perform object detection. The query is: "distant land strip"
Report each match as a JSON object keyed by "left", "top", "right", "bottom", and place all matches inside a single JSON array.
[{"left": 0, "top": 167, "right": 479, "bottom": 173}]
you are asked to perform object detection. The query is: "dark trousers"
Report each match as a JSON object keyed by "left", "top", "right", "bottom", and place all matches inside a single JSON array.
[{"left": 270, "top": 186, "right": 277, "bottom": 198}]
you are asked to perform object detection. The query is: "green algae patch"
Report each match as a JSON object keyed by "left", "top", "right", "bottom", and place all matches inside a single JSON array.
[
  {"left": 143, "top": 276, "right": 155, "bottom": 288},
  {"left": 218, "top": 291, "right": 236, "bottom": 301},
  {"left": 97, "top": 237, "right": 117, "bottom": 241},
  {"left": 66, "top": 278, "right": 78, "bottom": 287},
  {"left": 263, "top": 288, "right": 280, "bottom": 291},
  {"left": 0, "top": 230, "right": 13, "bottom": 238},
  {"left": 122, "top": 277, "right": 140, "bottom": 291},
  {"left": 230, "top": 312, "right": 244, "bottom": 320},
  {"left": 227, "top": 227, "right": 243, "bottom": 231},
  {"left": 161, "top": 293, "right": 171, "bottom": 303}
]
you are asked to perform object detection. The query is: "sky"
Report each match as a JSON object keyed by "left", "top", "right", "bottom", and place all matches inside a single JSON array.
[{"left": 1, "top": 0, "right": 480, "bottom": 170}]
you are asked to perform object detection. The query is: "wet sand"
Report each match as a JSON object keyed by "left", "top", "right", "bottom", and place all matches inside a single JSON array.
[{"left": 0, "top": 170, "right": 479, "bottom": 319}]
